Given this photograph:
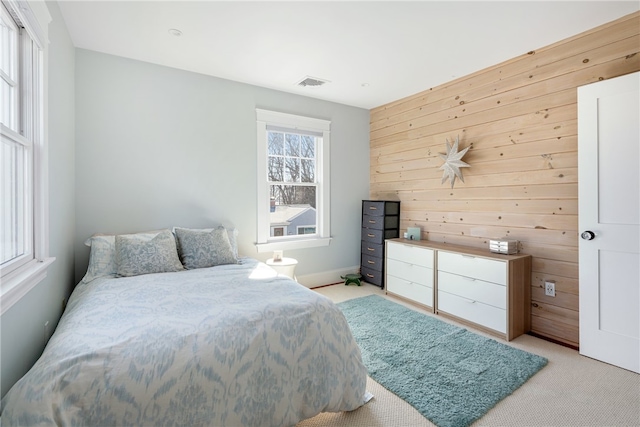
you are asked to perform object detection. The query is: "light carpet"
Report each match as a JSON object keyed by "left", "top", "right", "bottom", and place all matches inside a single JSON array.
[{"left": 338, "top": 295, "right": 548, "bottom": 427}]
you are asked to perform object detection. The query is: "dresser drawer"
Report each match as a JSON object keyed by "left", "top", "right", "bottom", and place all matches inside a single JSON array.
[
  {"left": 387, "top": 241, "right": 433, "bottom": 268},
  {"left": 387, "top": 258, "right": 433, "bottom": 287},
  {"left": 362, "top": 228, "right": 384, "bottom": 244},
  {"left": 437, "top": 251, "right": 506, "bottom": 286},
  {"left": 363, "top": 201, "right": 386, "bottom": 216},
  {"left": 437, "top": 290, "right": 506, "bottom": 334},
  {"left": 363, "top": 214, "right": 399, "bottom": 230},
  {"left": 363, "top": 200, "right": 400, "bottom": 217},
  {"left": 362, "top": 254, "right": 383, "bottom": 272},
  {"left": 438, "top": 271, "right": 506, "bottom": 310},
  {"left": 361, "top": 241, "right": 383, "bottom": 258},
  {"left": 361, "top": 266, "right": 383, "bottom": 287},
  {"left": 387, "top": 275, "right": 433, "bottom": 308},
  {"left": 363, "top": 214, "right": 384, "bottom": 229}
]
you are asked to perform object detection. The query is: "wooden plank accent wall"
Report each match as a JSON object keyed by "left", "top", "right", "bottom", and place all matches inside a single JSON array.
[{"left": 369, "top": 12, "right": 640, "bottom": 347}]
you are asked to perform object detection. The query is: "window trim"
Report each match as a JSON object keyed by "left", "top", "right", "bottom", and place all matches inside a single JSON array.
[
  {"left": 0, "top": 0, "right": 53, "bottom": 315},
  {"left": 256, "top": 109, "right": 331, "bottom": 252}
]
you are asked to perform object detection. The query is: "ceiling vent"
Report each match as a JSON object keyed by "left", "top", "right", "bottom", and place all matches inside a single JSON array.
[{"left": 297, "top": 76, "right": 330, "bottom": 88}]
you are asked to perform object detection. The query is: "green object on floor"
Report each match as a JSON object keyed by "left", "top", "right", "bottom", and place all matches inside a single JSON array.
[{"left": 341, "top": 273, "right": 362, "bottom": 286}]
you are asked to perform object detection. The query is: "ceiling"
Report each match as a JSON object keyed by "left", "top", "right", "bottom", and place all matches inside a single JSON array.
[{"left": 57, "top": 1, "right": 639, "bottom": 110}]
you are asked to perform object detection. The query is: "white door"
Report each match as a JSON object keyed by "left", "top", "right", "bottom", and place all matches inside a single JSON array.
[{"left": 578, "top": 71, "right": 639, "bottom": 373}]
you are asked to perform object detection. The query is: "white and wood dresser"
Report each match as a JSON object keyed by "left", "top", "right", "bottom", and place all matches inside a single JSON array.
[{"left": 385, "top": 239, "right": 532, "bottom": 341}]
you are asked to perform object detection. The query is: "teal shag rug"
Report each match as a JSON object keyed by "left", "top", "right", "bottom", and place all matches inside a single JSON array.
[{"left": 338, "top": 295, "right": 548, "bottom": 427}]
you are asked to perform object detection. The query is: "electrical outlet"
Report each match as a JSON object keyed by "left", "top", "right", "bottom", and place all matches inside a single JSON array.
[{"left": 545, "top": 281, "right": 556, "bottom": 297}]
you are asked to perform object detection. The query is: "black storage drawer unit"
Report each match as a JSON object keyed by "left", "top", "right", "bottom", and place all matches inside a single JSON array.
[{"left": 360, "top": 200, "right": 400, "bottom": 288}]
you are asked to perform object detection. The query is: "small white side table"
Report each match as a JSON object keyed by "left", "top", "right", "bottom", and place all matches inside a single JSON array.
[{"left": 266, "top": 257, "right": 298, "bottom": 281}]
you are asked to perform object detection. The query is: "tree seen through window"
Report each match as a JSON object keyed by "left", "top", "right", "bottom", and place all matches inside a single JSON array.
[{"left": 268, "top": 131, "right": 316, "bottom": 208}]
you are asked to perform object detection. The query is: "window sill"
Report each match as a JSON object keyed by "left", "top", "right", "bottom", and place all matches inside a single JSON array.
[
  {"left": 1, "top": 257, "right": 55, "bottom": 315},
  {"left": 255, "top": 237, "right": 332, "bottom": 253}
]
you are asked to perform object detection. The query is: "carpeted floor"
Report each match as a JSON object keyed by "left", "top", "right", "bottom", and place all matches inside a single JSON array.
[
  {"left": 338, "top": 295, "right": 547, "bottom": 427},
  {"left": 297, "top": 283, "right": 640, "bottom": 427}
]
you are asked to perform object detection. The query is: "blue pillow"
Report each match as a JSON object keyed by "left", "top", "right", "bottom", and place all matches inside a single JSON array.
[
  {"left": 174, "top": 227, "right": 238, "bottom": 269},
  {"left": 115, "top": 229, "right": 184, "bottom": 277}
]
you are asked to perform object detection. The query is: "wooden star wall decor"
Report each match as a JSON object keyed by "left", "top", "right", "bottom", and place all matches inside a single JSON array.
[{"left": 439, "top": 135, "right": 470, "bottom": 188}]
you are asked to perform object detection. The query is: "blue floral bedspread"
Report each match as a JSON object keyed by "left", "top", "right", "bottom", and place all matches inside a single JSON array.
[{"left": 1, "top": 258, "right": 369, "bottom": 426}]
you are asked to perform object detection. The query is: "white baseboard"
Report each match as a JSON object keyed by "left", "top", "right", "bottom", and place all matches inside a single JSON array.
[{"left": 297, "top": 265, "right": 359, "bottom": 289}]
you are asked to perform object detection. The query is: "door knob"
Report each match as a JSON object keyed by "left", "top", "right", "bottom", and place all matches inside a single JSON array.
[{"left": 581, "top": 231, "right": 596, "bottom": 240}]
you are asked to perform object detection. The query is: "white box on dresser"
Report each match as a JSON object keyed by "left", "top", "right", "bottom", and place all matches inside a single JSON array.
[{"left": 385, "top": 238, "right": 532, "bottom": 341}]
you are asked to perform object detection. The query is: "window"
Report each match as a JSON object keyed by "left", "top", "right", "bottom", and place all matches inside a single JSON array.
[
  {"left": 297, "top": 226, "right": 316, "bottom": 235},
  {"left": 256, "top": 109, "right": 331, "bottom": 252},
  {"left": 1, "top": 1, "right": 52, "bottom": 315}
]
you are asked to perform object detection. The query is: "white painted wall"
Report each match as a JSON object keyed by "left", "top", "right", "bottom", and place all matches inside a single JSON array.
[
  {"left": 74, "top": 49, "right": 370, "bottom": 284},
  {"left": 0, "top": 1, "right": 76, "bottom": 398}
]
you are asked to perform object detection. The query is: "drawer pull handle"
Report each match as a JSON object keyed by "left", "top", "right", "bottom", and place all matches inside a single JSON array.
[
  {"left": 367, "top": 260, "right": 375, "bottom": 264},
  {"left": 366, "top": 274, "right": 375, "bottom": 278},
  {"left": 369, "top": 206, "right": 377, "bottom": 210},
  {"left": 467, "top": 300, "right": 477, "bottom": 304},
  {"left": 463, "top": 276, "right": 477, "bottom": 281},
  {"left": 462, "top": 255, "right": 475, "bottom": 259},
  {"left": 368, "top": 220, "right": 376, "bottom": 223},
  {"left": 367, "top": 247, "right": 375, "bottom": 252},
  {"left": 367, "top": 234, "right": 375, "bottom": 238}
]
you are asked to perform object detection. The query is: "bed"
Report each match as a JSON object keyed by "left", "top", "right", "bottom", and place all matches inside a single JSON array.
[{"left": 1, "top": 228, "right": 370, "bottom": 426}]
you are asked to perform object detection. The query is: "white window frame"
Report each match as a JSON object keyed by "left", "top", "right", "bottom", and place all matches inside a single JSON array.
[
  {"left": 256, "top": 109, "right": 331, "bottom": 252},
  {"left": 1, "top": 0, "right": 53, "bottom": 315}
]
